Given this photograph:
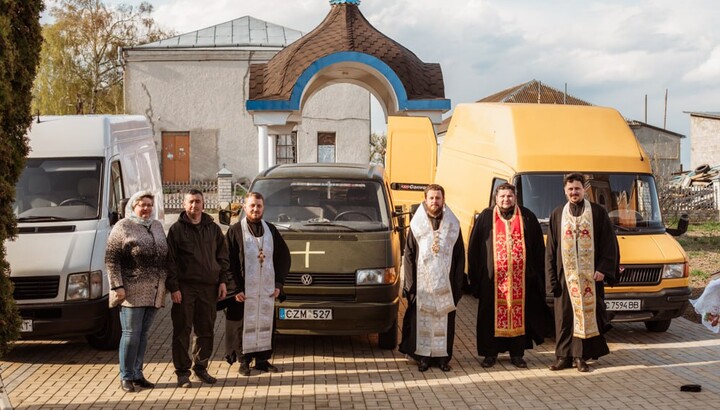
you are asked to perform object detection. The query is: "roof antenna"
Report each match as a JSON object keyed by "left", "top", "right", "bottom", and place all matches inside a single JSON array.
[{"left": 36, "top": 109, "right": 40, "bottom": 123}]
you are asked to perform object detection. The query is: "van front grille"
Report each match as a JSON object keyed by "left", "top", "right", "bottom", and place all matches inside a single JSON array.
[
  {"left": 11, "top": 276, "right": 60, "bottom": 300},
  {"left": 616, "top": 265, "right": 662, "bottom": 286},
  {"left": 284, "top": 294, "right": 355, "bottom": 302},
  {"left": 285, "top": 272, "right": 356, "bottom": 286}
]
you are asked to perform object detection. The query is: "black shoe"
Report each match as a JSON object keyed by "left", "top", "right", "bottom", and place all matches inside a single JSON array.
[
  {"left": 510, "top": 356, "right": 527, "bottom": 368},
  {"left": 194, "top": 368, "right": 218, "bottom": 384},
  {"left": 574, "top": 357, "right": 589, "bottom": 372},
  {"left": 549, "top": 357, "right": 572, "bottom": 371},
  {"left": 121, "top": 380, "right": 135, "bottom": 392},
  {"left": 239, "top": 361, "right": 252, "bottom": 376},
  {"left": 132, "top": 377, "right": 155, "bottom": 388},
  {"left": 177, "top": 374, "right": 192, "bottom": 388},
  {"left": 480, "top": 356, "right": 497, "bottom": 368},
  {"left": 225, "top": 352, "right": 237, "bottom": 365},
  {"left": 417, "top": 359, "right": 430, "bottom": 372},
  {"left": 439, "top": 363, "right": 451, "bottom": 372},
  {"left": 254, "top": 361, "right": 279, "bottom": 373}
]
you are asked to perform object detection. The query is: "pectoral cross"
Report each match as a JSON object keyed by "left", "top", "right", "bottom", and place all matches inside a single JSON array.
[
  {"left": 431, "top": 231, "right": 440, "bottom": 255},
  {"left": 258, "top": 249, "right": 265, "bottom": 268}
]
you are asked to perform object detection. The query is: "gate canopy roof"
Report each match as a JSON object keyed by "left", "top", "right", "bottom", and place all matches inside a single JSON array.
[{"left": 247, "top": 1, "right": 449, "bottom": 114}]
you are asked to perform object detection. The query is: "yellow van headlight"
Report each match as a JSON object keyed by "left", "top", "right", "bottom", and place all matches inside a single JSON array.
[
  {"left": 67, "top": 270, "right": 104, "bottom": 300},
  {"left": 661, "top": 264, "right": 685, "bottom": 279},
  {"left": 356, "top": 268, "right": 397, "bottom": 285}
]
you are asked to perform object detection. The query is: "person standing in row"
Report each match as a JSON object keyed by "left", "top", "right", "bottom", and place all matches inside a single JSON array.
[
  {"left": 546, "top": 173, "right": 617, "bottom": 372},
  {"left": 468, "top": 183, "right": 547, "bottom": 369},
  {"left": 225, "top": 192, "right": 290, "bottom": 376},
  {"left": 399, "top": 184, "right": 465, "bottom": 372},
  {"left": 105, "top": 191, "right": 167, "bottom": 392},
  {"left": 166, "top": 189, "right": 230, "bottom": 387}
]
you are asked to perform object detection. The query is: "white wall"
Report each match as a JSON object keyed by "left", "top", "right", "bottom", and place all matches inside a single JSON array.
[{"left": 690, "top": 116, "right": 720, "bottom": 169}]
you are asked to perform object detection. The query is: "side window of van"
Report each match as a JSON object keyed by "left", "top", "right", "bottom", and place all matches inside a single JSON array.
[
  {"left": 489, "top": 178, "right": 508, "bottom": 208},
  {"left": 109, "top": 161, "right": 124, "bottom": 215}
]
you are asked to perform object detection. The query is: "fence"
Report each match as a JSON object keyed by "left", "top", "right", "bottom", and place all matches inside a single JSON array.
[
  {"left": 163, "top": 180, "right": 219, "bottom": 212},
  {"left": 660, "top": 185, "right": 719, "bottom": 223}
]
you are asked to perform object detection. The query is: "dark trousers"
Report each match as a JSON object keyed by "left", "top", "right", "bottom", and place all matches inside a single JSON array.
[{"left": 171, "top": 284, "right": 217, "bottom": 375}]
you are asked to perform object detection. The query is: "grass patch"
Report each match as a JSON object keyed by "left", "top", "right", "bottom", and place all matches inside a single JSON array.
[{"left": 690, "top": 269, "right": 712, "bottom": 280}]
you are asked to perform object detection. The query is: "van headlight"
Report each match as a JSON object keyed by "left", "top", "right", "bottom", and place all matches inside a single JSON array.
[
  {"left": 356, "top": 268, "right": 397, "bottom": 285},
  {"left": 662, "top": 264, "right": 686, "bottom": 279},
  {"left": 67, "top": 271, "right": 104, "bottom": 300}
]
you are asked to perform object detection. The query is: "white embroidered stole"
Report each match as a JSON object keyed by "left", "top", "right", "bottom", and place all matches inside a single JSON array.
[
  {"left": 492, "top": 206, "right": 526, "bottom": 337},
  {"left": 560, "top": 200, "right": 600, "bottom": 338},
  {"left": 410, "top": 205, "right": 460, "bottom": 357},
  {"left": 241, "top": 218, "right": 276, "bottom": 354}
]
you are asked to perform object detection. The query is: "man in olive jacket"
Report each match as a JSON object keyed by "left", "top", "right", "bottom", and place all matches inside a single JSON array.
[{"left": 166, "top": 189, "right": 230, "bottom": 388}]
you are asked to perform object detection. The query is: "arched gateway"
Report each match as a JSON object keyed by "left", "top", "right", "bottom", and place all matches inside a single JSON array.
[{"left": 247, "top": 0, "right": 450, "bottom": 171}]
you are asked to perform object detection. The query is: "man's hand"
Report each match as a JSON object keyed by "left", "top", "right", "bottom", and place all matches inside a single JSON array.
[
  {"left": 171, "top": 290, "right": 182, "bottom": 304},
  {"left": 218, "top": 283, "right": 227, "bottom": 300},
  {"left": 270, "top": 288, "right": 280, "bottom": 299},
  {"left": 593, "top": 271, "right": 605, "bottom": 282},
  {"left": 235, "top": 292, "right": 246, "bottom": 302},
  {"left": 114, "top": 288, "right": 126, "bottom": 300}
]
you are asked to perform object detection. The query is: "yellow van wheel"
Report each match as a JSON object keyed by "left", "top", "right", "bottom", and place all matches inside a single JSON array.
[{"left": 644, "top": 319, "right": 671, "bottom": 332}]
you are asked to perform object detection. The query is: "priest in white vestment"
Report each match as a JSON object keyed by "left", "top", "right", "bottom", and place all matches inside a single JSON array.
[
  {"left": 225, "top": 192, "right": 290, "bottom": 376},
  {"left": 399, "top": 184, "right": 466, "bottom": 372}
]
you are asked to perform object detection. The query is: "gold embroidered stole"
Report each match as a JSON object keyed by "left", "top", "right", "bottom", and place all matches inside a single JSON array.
[
  {"left": 560, "top": 200, "right": 600, "bottom": 339},
  {"left": 492, "top": 206, "right": 526, "bottom": 337}
]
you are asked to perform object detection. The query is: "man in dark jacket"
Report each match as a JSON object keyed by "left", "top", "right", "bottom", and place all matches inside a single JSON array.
[{"left": 167, "top": 189, "right": 230, "bottom": 388}]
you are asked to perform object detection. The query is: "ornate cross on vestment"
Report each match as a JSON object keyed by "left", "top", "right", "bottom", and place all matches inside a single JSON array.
[
  {"left": 431, "top": 230, "right": 440, "bottom": 255},
  {"left": 255, "top": 236, "right": 265, "bottom": 268}
]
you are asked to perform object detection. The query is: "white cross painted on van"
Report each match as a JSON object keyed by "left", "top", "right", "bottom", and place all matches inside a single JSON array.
[{"left": 290, "top": 242, "right": 326, "bottom": 268}]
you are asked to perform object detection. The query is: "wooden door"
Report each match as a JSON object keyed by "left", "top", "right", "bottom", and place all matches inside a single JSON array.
[{"left": 162, "top": 132, "right": 190, "bottom": 182}]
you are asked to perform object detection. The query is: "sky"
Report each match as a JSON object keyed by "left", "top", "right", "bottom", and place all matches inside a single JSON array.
[{"left": 60, "top": 0, "right": 720, "bottom": 167}]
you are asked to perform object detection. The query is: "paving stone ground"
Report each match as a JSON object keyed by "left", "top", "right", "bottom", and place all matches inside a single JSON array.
[{"left": 2, "top": 294, "right": 719, "bottom": 410}]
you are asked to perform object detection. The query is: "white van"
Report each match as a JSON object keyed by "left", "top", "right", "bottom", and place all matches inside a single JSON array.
[{"left": 6, "top": 115, "right": 164, "bottom": 349}]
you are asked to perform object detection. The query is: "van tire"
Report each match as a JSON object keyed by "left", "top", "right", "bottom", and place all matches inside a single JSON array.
[
  {"left": 644, "top": 319, "right": 671, "bottom": 332},
  {"left": 378, "top": 319, "right": 398, "bottom": 349},
  {"left": 86, "top": 306, "right": 122, "bottom": 350}
]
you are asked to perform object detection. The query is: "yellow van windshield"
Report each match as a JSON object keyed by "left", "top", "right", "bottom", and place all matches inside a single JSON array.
[{"left": 517, "top": 173, "right": 665, "bottom": 233}]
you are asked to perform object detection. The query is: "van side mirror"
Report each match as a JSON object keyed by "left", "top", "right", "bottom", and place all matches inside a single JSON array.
[
  {"left": 219, "top": 209, "right": 232, "bottom": 226},
  {"left": 118, "top": 198, "right": 129, "bottom": 218},
  {"left": 666, "top": 213, "right": 689, "bottom": 237},
  {"left": 109, "top": 211, "right": 120, "bottom": 226}
]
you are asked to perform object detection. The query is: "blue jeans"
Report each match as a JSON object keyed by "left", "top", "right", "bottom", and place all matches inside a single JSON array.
[{"left": 119, "top": 306, "right": 158, "bottom": 381}]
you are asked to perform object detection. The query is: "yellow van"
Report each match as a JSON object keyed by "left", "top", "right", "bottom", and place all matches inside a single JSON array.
[{"left": 386, "top": 103, "right": 690, "bottom": 332}]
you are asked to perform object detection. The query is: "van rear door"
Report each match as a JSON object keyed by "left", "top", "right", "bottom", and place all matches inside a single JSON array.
[{"left": 385, "top": 116, "right": 437, "bottom": 208}]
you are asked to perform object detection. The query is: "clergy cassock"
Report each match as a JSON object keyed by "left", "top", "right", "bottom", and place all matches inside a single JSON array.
[
  {"left": 467, "top": 205, "right": 547, "bottom": 357},
  {"left": 546, "top": 199, "right": 617, "bottom": 360},
  {"left": 224, "top": 217, "right": 290, "bottom": 363},
  {"left": 399, "top": 205, "right": 465, "bottom": 363}
]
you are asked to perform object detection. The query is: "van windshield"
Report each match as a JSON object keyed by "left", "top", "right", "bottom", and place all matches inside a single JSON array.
[
  {"left": 14, "top": 158, "right": 103, "bottom": 222},
  {"left": 517, "top": 173, "right": 665, "bottom": 233},
  {"left": 251, "top": 179, "right": 390, "bottom": 232}
]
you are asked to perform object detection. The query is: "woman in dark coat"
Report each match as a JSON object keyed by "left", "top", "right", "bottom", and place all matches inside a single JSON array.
[{"left": 106, "top": 191, "right": 168, "bottom": 392}]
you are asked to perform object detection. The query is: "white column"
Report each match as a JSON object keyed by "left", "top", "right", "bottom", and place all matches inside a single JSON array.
[
  {"left": 258, "top": 125, "right": 268, "bottom": 173},
  {"left": 268, "top": 134, "right": 276, "bottom": 168}
]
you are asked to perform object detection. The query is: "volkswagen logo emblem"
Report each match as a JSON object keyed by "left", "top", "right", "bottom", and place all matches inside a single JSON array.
[{"left": 300, "top": 274, "right": 313, "bottom": 286}]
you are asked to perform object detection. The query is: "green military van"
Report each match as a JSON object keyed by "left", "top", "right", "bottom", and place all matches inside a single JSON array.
[{"left": 240, "top": 163, "right": 402, "bottom": 348}]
